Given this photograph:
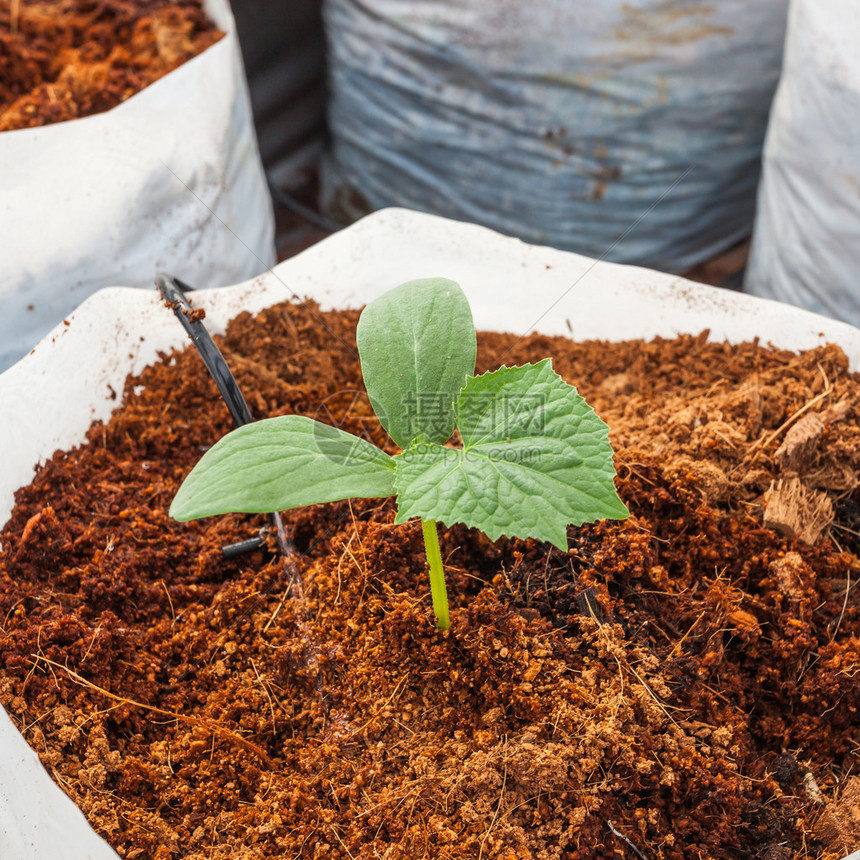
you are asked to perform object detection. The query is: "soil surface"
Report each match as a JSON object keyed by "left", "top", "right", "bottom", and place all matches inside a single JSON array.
[
  {"left": 2, "top": 299, "right": 860, "bottom": 860},
  {"left": 0, "top": 0, "right": 221, "bottom": 131}
]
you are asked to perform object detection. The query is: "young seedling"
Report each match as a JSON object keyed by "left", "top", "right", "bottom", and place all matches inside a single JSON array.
[{"left": 170, "top": 278, "right": 629, "bottom": 630}]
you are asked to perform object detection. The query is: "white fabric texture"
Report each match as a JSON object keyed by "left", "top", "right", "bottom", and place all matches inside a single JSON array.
[
  {"left": 0, "top": 0, "right": 275, "bottom": 372},
  {"left": 745, "top": 0, "right": 860, "bottom": 327}
]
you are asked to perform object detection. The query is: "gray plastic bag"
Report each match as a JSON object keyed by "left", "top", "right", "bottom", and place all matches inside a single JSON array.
[{"left": 322, "top": 0, "right": 788, "bottom": 273}]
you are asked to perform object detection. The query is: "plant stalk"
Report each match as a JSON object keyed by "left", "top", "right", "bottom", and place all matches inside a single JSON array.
[{"left": 421, "top": 519, "right": 450, "bottom": 630}]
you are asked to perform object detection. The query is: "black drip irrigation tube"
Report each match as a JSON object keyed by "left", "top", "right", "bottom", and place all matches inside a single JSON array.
[
  {"left": 156, "top": 273, "right": 331, "bottom": 706},
  {"left": 155, "top": 273, "right": 292, "bottom": 561}
]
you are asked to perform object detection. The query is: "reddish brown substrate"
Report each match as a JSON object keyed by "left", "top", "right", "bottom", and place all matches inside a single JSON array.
[
  {"left": 1, "top": 299, "right": 859, "bottom": 859},
  {"left": 0, "top": 0, "right": 222, "bottom": 131}
]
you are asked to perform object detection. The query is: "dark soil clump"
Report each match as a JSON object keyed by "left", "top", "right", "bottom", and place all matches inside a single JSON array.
[{"left": 1, "top": 298, "right": 859, "bottom": 859}]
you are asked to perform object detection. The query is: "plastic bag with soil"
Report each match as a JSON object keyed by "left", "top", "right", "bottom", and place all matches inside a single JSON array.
[
  {"left": 2, "top": 210, "right": 860, "bottom": 859},
  {"left": 0, "top": 0, "right": 275, "bottom": 373}
]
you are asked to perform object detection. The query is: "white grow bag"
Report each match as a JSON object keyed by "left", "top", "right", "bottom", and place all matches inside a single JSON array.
[
  {"left": 744, "top": 0, "right": 860, "bottom": 327},
  {"left": 1, "top": 209, "right": 859, "bottom": 857},
  {"left": 0, "top": 0, "right": 276, "bottom": 374}
]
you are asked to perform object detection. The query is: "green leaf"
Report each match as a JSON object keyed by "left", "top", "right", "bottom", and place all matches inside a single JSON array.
[
  {"left": 356, "top": 277, "right": 477, "bottom": 449},
  {"left": 392, "top": 360, "right": 628, "bottom": 549},
  {"left": 170, "top": 415, "right": 395, "bottom": 521}
]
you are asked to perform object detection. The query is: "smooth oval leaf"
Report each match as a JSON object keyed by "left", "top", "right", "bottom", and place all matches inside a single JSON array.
[
  {"left": 171, "top": 415, "right": 395, "bottom": 521},
  {"left": 392, "top": 360, "right": 628, "bottom": 548},
  {"left": 356, "top": 277, "right": 476, "bottom": 449}
]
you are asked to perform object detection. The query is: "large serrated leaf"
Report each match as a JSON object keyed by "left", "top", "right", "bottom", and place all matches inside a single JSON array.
[
  {"left": 356, "top": 278, "right": 476, "bottom": 449},
  {"left": 392, "top": 360, "right": 628, "bottom": 548},
  {"left": 171, "top": 415, "right": 395, "bottom": 521}
]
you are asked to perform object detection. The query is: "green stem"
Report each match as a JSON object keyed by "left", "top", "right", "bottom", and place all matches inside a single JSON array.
[{"left": 421, "top": 519, "right": 450, "bottom": 631}]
